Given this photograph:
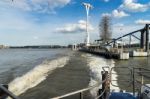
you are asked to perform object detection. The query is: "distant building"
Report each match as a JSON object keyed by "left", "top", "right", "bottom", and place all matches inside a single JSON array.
[
  {"left": 0, "top": 45, "right": 9, "bottom": 49},
  {"left": 0, "top": 45, "right": 4, "bottom": 48}
]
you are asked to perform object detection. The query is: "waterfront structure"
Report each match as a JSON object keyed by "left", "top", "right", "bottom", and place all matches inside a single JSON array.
[
  {"left": 80, "top": 24, "right": 150, "bottom": 59},
  {"left": 0, "top": 45, "right": 4, "bottom": 49},
  {"left": 0, "top": 45, "right": 9, "bottom": 49},
  {"left": 108, "top": 24, "right": 150, "bottom": 52},
  {"left": 71, "top": 44, "right": 77, "bottom": 50}
]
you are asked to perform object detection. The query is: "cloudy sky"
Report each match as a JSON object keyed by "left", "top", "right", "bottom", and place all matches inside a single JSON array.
[{"left": 0, "top": 0, "right": 150, "bottom": 46}]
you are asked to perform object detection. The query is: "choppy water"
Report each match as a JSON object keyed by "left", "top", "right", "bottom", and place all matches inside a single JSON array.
[
  {"left": 0, "top": 49, "right": 71, "bottom": 98},
  {"left": 0, "top": 49, "right": 113, "bottom": 99},
  {"left": 1, "top": 49, "right": 148, "bottom": 99}
]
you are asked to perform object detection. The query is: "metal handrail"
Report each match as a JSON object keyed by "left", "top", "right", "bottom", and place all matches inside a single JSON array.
[
  {"left": 95, "top": 87, "right": 107, "bottom": 99},
  {"left": 51, "top": 83, "right": 99, "bottom": 99},
  {"left": 102, "top": 66, "right": 110, "bottom": 72},
  {"left": 135, "top": 80, "right": 150, "bottom": 89},
  {"left": 51, "top": 72, "right": 109, "bottom": 99},
  {"left": 3, "top": 67, "right": 149, "bottom": 99},
  {"left": 110, "top": 67, "right": 133, "bottom": 88},
  {"left": 0, "top": 67, "right": 149, "bottom": 99},
  {"left": 0, "top": 85, "right": 19, "bottom": 99},
  {"left": 134, "top": 68, "right": 150, "bottom": 71},
  {"left": 133, "top": 67, "right": 150, "bottom": 95}
]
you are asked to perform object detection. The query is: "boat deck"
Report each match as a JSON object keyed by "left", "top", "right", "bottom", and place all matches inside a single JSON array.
[{"left": 109, "top": 92, "right": 137, "bottom": 99}]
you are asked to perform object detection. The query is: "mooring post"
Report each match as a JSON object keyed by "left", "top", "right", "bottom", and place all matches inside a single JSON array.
[
  {"left": 98, "top": 71, "right": 109, "bottom": 99},
  {"left": 145, "top": 24, "right": 149, "bottom": 54}
]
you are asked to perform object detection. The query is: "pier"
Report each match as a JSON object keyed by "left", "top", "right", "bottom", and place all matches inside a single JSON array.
[{"left": 79, "top": 24, "right": 150, "bottom": 60}]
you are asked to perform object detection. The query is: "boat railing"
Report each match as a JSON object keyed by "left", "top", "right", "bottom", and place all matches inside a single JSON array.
[
  {"left": 0, "top": 70, "right": 110, "bottom": 99},
  {"left": 1, "top": 66, "right": 150, "bottom": 99},
  {"left": 0, "top": 84, "right": 19, "bottom": 99},
  {"left": 110, "top": 67, "right": 133, "bottom": 88},
  {"left": 51, "top": 68, "right": 110, "bottom": 99},
  {"left": 110, "top": 67, "right": 150, "bottom": 97},
  {"left": 133, "top": 68, "right": 150, "bottom": 96},
  {"left": 51, "top": 67, "right": 150, "bottom": 99}
]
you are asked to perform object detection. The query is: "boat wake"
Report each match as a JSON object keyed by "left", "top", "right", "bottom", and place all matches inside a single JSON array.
[
  {"left": 87, "top": 54, "right": 117, "bottom": 98},
  {"left": 8, "top": 56, "right": 69, "bottom": 96}
]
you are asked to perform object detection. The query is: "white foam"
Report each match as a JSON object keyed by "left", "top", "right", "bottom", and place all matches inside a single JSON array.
[
  {"left": 86, "top": 54, "right": 119, "bottom": 98},
  {"left": 8, "top": 56, "right": 69, "bottom": 96}
]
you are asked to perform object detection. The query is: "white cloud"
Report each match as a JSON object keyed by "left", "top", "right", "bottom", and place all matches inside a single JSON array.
[
  {"left": 113, "top": 23, "right": 124, "bottom": 27},
  {"left": 112, "top": 24, "right": 146, "bottom": 44},
  {"left": 135, "top": 19, "right": 150, "bottom": 25},
  {"left": 102, "top": 10, "right": 129, "bottom": 18},
  {"left": 120, "top": 0, "right": 150, "bottom": 12},
  {"left": 55, "top": 20, "right": 94, "bottom": 33},
  {"left": 112, "top": 9, "right": 129, "bottom": 18},
  {"left": 1, "top": 0, "right": 71, "bottom": 13},
  {"left": 112, "top": 24, "right": 143, "bottom": 40},
  {"left": 102, "top": 13, "right": 111, "bottom": 17},
  {"left": 0, "top": 8, "right": 65, "bottom": 45}
]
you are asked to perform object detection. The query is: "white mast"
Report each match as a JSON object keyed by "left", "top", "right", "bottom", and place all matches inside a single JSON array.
[{"left": 82, "top": 3, "right": 93, "bottom": 46}]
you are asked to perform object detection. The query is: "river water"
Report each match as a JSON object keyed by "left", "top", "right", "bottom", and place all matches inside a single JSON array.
[
  {"left": 0, "top": 49, "right": 149, "bottom": 99},
  {"left": 0, "top": 49, "right": 113, "bottom": 99}
]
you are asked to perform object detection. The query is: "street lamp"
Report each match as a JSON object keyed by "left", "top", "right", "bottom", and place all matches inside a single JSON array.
[{"left": 82, "top": 2, "right": 93, "bottom": 46}]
